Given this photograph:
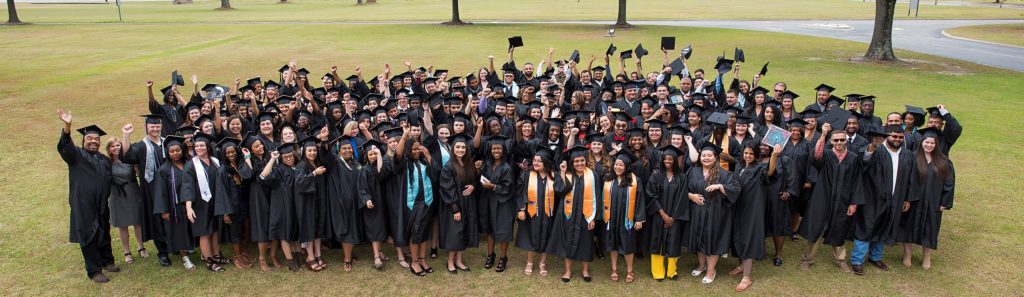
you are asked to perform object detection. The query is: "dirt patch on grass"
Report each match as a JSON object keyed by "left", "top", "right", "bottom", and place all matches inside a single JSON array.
[{"left": 846, "top": 56, "right": 975, "bottom": 75}]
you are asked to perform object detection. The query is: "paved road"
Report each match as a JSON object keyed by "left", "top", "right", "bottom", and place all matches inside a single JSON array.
[{"left": 480, "top": 19, "right": 1024, "bottom": 72}]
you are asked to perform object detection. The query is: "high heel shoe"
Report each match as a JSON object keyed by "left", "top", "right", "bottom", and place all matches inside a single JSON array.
[
  {"left": 691, "top": 267, "right": 706, "bottom": 276},
  {"left": 702, "top": 271, "right": 716, "bottom": 284}
]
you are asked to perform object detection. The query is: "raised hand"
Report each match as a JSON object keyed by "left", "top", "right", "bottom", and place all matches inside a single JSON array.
[
  {"left": 191, "top": 74, "right": 198, "bottom": 85},
  {"left": 146, "top": 80, "right": 154, "bottom": 88},
  {"left": 123, "top": 123, "right": 134, "bottom": 135},
  {"left": 271, "top": 151, "right": 280, "bottom": 160},
  {"left": 57, "top": 110, "right": 72, "bottom": 125}
]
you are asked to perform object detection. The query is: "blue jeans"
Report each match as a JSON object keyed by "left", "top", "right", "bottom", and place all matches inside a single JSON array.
[{"left": 850, "top": 240, "right": 884, "bottom": 265}]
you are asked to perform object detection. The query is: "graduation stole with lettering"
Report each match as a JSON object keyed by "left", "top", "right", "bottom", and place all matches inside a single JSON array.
[
  {"left": 603, "top": 173, "right": 639, "bottom": 230},
  {"left": 563, "top": 168, "right": 597, "bottom": 223},
  {"left": 527, "top": 171, "right": 555, "bottom": 217}
]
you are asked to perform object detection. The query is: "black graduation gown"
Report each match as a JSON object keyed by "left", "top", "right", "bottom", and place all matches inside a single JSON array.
[
  {"left": 294, "top": 161, "right": 325, "bottom": 243},
  {"left": 515, "top": 171, "right": 556, "bottom": 253},
  {"left": 262, "top": 163, "right": 299, "bottom": 242},
  {"left": 324, "top": 153, "right": 364, "bottom": 244},
  {"left": 395, "top": 156, "right": 437, "bottom": 245},
  {"left": 604, "top": 176, "right": 646, "bottom": 254},
  {"left": 121, "top": 140, "right": 165, "bottom": 243},
  {"left": 797, "top": 149, "right": 864, "bottom": 247},
  {"left": 732, "top": 163, "right": 774, "bottom": 260},
  {"left": 480, "top": 161, "right": 516, "bottom": 242},
  {"left": 152, "top": 163, "right": 194, "bottom": 252},
  {"left": 644, "top": 170, "right": 689, "bottom": 257},
  {"left": 239, "top": 157, "right": 273, "bottom": 243},
  {"left": 181, "top": 158, "right": 221, "bottom": 237},
  {"left": 438, "top": 162, "right": 480, "bottom": 251},
  {"left": 782, "top": 139, "right": 815, "bottom": 216},
  {"left": 213, "top": 163, "right": 246, "bottom": 244},
  {"left": 357, "top": 156, "right": 394, "bottom": 242},
  {"left": 854, "top": 148, "right": 916, "bottom": 244},
  {"left": 58, "top": 131, "right": 113, "bottom": 244},
  {"left": 899, "top": 160, "right": 955, "bottom": 249},
  {"left": 684, "top": 166, "right": 740, "bottom": 255},
  {"left": 545, "top": 170, "right": 601, "bottom": 262},
  {"left": 764, "top": 156, "right": 796, "bottom": 237}
]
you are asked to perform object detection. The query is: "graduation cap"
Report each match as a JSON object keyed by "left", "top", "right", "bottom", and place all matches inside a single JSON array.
[
  {"left": 354, "top": 140, "right": 384, "bottom": 157},
  {"left": 547, "top": 118, "right": 566, "bottom": 129},
  {"left": 296, "top": 135, "right": 320, "bottom": 148},
  {"left": 819, "top": 108, "right": 852, "bottom": 130},
  {"left": 714, "top": 58, "right": 735, "bottom": 73},
  {"left": 680, "top": 44, "right": 693, "bottom": 59},
  {"left": 668, "top": 125, "right": 691, "bottom": 136},
  {"left": 276, "top": 142, "right": 298, "bottom": 154},
  {"left": 699, "top": 142, "right": 723, "bottom": 156},
  {"left": 278, "top": 65, "right": 290, "bottom": 74},
  {"left": 759, "top": 62, "right": 769, "bottom": 76},
  {"left": 864, "top": 130, "right": 891, "bottom": 139},
  {"left": 140, "top": 114, "right": 168, "bottom": 125},
  {"left": 239, "top": 85, "right": 255, "bottom": 93},
  {"left": 661, "top": 37, "right": 676, "bottom": 50},
  {"left": 814, "top": 83, "right": 836, "bottom": 93},
  {"left": 660, "top": 145, "right": 685, "bottom": 158},
  {"left": 591, "top": 66, "right": 606, "bottom": 73},
  {"left": 614, "top": 150, "right": 638, "bottom": 166},
  {"left": 264, "top": 80, "right": 281, "bottom": 89},
  {"left": 844, "top": 93, "right": 865, "bottom": 102},
  {"left": 825, "top": 95, "right": 845, "bottom": 108},
  {"left": 706, "top": 112, "right": 730, "bottom": 127},
  {"left": 722, "top": 105, "right": 744, "bottom": 116},
  {"left": 165, "top": 135, "right": 186, "bottom": 149},
  {"left": 322, "top": 73, "right": 335, "bottom": 81},
  {"left": 569, "top": 49, "right": 580, "bottom": 64},
  {"left": 384, "top": 127, "right": 404, "bottom": 140},
  {"left": 786, "top": 118, "right": 810, "bottom": 129},
  {"left": 344, "top": 74, "right": 360, "bottom": 82},
  {"left": 605, "top": 43, "right": 618, "bottom": 56},
  {"left": 160, "top": 85, "right": 174, "bottom": 98},
  {"left": 174, "top": 125, "right": 198, "bottom": 136},
  {"left": 667, "top": 58, "right": 687, "bottom": 77},
  {"left": 257, "top": 111, "right": 278, "bottom": 123},
  {"left": 585, "top": 132, "right": 605, "bottom": 144},
  {"left": 508, "top": 36, "right": 524, "bottom": 49},
  {"left": 918, "top": 127, "right": 943, "bottom": 139},
  {"left": 779, "top": 90, "right": 800, "bottom": 100},
  {"left": 184, "top": 101, "right": 202, "bottom": 112},
  {"left": 432, "top": 69, "right": 448, "bottom": 77},
  {"left": 751, "top": 86, "right": 770, "bottom": 96},
  {"left": 452, "top": 112, "right": 472, "bottom": 124},
  {"left": 646, "top": 119, "right": 668, "bottom": 130},
  {"left": 246, "top": 77, "right": 262, "bottom": 87},
  {"left": 925, "top": 106, "right": 943, "bottom": 118},
  {"left": 296, "top": 68, "right": 310, "bottom": 77},
  {"left": 450, "top": 133, "right": 472, "bottom": 145},
  {"left": 734, "top": 47, "right": 745, "bottom": 63},
  {"left": 620, "top": 50, "right": 633, "bottom": 60},
  {"left": 611, "top": 111, "right": 633, "bottom": 124},
  {"left": 487, "top": 135, "right": 510, "bottom": 148},
  {"left": 416, "top": 66, "right": 427, "bottom": 73},
  {"left": 566, "top": 145, "right": 589, "bottom": 159},
  {"left": 76, "top": 125, "right": 106, "bottom": 137},
  {"left": 171, "top": 70, "right": 185, "bottom": 86},
  {"left": 736, "top": 116, "right": 756, "bottom": 125},
  {"left": 798, "top": 108, "right": 821, "bottom": 119},
  {"left": 635, "top": 43, "right": 649, "bottom": 60}
]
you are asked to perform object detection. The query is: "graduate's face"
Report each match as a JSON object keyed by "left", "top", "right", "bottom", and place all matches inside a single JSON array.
[
  {"left": 304, "top": 145, "right": 318, "bottom": 162},
  {"left": 614, "top": 121, "right": 628, "bottom": 133},
  {"left": 887, "top": 113, "right": 902, "bottom": 125},
  {"left": 590, "top": 141, "right": 603, "bottom": 153},
  {"left": 228, "top": 119, "right": 242, "bottom": 135},
  {"left": 494, "top": 104, "right": 506, "bottom": 116},
  {"left": 260, "top": 120, "right": 273, "bottom": 135},
  {"left": 453, "top": 142, "right": 467, "bottom": 158},
  {"left": 663, "top": 154, "right": 677, "bottom": 171},
  {"left": 281, "top": 127, "right": 296, "bottom": 143},
  {"left": 189, "top": 109, "right": 201, "bottom": 122},
  {"left": 886, "top": 132, "right": 905, "bottom": 149},
  {"left": 903, "top": 114, "right": 917, "bottom": 129},
  {"left": 700, "top": 150, "right": 717, "bottom": 167},
  {"left": 523, "top": 64, "right": 534, "bottom": 76},
  {"left": 224, "top": 146, "right": 237, "bottom": 161},
  {"left": 548, "top": 127, "right": 561, "bottom": 140},
  {"left": 194, "top": 141, "right": 209, "bottom": 158},
  {"left": 816, "top": 90, "right": 829, "bottom": 103},
  {"left": 760, "top": 144, "right": 772, "bottom": 158},
  {"left": 726, "top": 92, "right": 738, "bottom": 105},
  {"left": 614, "top": 159, "right": 626, "bottom": 176},
  {"left": 641, "top": 104, "right": 654, "bottom": 117},
  {"left": 743, "top": 147, "right": 756, "bottom": 164},
  {"left": 847, "top": 101, "right": 860, "bottom": 111},
  {"left": 830, "top": 132, "right": 848, "bottom": 151},
  {"left": 805, "top": 117, "right": 817, "bottom": 128},
  {"left": 861, "top": 101, "right": 875, "bottom": 114},
  {"left": 339, "top": 144, "right": 353, "bottom": 160},
  {"left": 107, "top": 140, "right": 122, "bottom": 156},
  {"left": 453, "top": 122, "right": 465, "bottom": 134},
  {"left": 437, "top": 127, "right": 451, "bottom": 141},
  {"left": 167, "top": 145, "right": 183, "bottom": 162},
  {"left": 735, "top": 123, "right": 748, "bottom": 135},
  {"left": 332, "top": 108, "right": 344, "bottom": 120},
  {"left": 649, "top": 128, "right": 662, "bottom": 141},
  {"left": 922, "top": 137, "right": 937, "bottom": 153},
  {"left": 846, "top": 117, "right": 859, "bottom": 133},
  {"left": 82, "top": 134, "right": 101, "bottom": 153},
  {"left": 530, "top": 108, "right": 542, "bottom": 119},
  {"left": 491, "top": 143, "right": 503, "bottom": 160},
  {"left": 201, "top": 121, "right": 214, "bottom": 135},
  {"left": 281, "top": 152, "right": 296, "bottom": 166},
  {"left": 670, "top": 135, "right": 684, "bottom": 148},
  {"left": 629, "top": 136, "right": 643, "bottom": 150},
  {"left": 251, "top": 141, "right": 264, "bottom": 156},
  {"left": 927, "top": 115, "right": 943, "bottom": 129},
  {"left": 146, "top": 123, "right": 162, "bottom": 138},
  {"left": 765, "top": 107, "right": 776, "bottom": 121},
  {"left": 573, "top": 156, "right": 587, "bottom": 172},
  {"left": 790, "top": 127, "right": 803, "bottom": 140},
  {"left": 688, "top": 112, "right": 700, "bottom": 125},
  {"left": 521, "top": 123, "right": 533, "bottom": 138},
  {"left": 782, "top": 98, "right": 793, "bottom": 110},
  {"left": 503, "top": 73, "right": 514, "bottom": 83},
  {"left": 488, "top": 120, "right": 501, "bottom": 135}
]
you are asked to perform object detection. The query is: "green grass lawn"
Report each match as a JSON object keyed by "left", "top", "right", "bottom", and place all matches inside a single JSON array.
[
  {"left": 2, "top": 0, "right": 1023, "bottom": 24},
  {"left": 946, "top": 23, "right": 1024, "bottom": 46},
  {"left": 0, "top": 23, "right": 1022, "bottom": 296}
]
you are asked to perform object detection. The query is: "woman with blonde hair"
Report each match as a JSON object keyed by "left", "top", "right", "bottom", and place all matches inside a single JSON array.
[{"left": 105, "top": 136, "right": 146, "bottom": 264}]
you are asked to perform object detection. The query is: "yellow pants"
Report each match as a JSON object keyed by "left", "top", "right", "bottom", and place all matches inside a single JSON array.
[{"left": 650, "top": 254, "right": 679, "bottom": 280}]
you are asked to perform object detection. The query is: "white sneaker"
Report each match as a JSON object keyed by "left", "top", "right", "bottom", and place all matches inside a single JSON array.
[{"left": 183, "top": 256, "right": 196, "bottom": 270}]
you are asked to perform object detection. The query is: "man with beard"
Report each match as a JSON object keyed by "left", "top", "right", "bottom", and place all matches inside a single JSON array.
[
  {"left": 56, "top": 110, "right": 119, "bottom": 283},
  {"left": 121, "top": 114, "right": 173, "bottom": 267}
]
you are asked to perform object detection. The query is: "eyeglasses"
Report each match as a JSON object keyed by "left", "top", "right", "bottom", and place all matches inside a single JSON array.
[{"left": 831, "top": 139, "right": 847, "bottom": 143}]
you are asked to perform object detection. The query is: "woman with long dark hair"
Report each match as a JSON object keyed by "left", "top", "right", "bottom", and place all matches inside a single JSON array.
[
  {"left": 439, "top": 133, "right": 480, "bottom": 273},
  {"left": 212, "top": 137, "right": 253, "bottom": 269},
  {"left": 259, "top": 143, "right": 301, "bottom": 272},
  {"left": 604, "top": 151, "right": 646, "bottom": 284},
  {"left": 685, "top": 142, "right": 740, "bottom": 284},
  {"left": 479, "top": 136, "right": 515, "bottom": 272},
  {"left": 152, "top": 136, "right": 196, "bottom": 270},
  {"left": 181, "top": 133, "right": 226, "bottom": 272},
  {"left": 899, "top": 127, "right": 955, "bottom": 269},
  {"left": 548, "top": 146, "right": 602, "bottom": 283},
  {"left": 515, "top": 148, "right": 558, "bottom": 276},
  {"left": 395, "top": 127, "right": 437, "bottom": 276},
  {"left": 357, "top": 139, "right": 394, "bottom": 270},
  {"left": 729, "top": 142, "right": 781, "bottom": 292},
  {"left": 294, "top": 135, "right": 328, "bottom": 272},
  {"left": 239, "top": 135, "right": 275, "bottom": 271},
  {"left": 645, "top": 145, "right": 689, "bottom": 282}
]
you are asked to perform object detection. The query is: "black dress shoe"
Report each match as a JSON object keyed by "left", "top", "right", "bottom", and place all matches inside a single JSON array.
[
  {"left": 430, "top": 248, "right": 438, "bottom": 259},
  {"left": 158, "top": 256, "right": 171, "bottom": 267},
  {"left": 448, "top": 267, "right": 458, "bottom": 274},
  {"left": 852, "top": 264, "right": 864, "bottom": 275},
  {"left": 457, "top": 265, "right": 471, "bottom": 272},
  {"left": 561, "top": 276, "right": 570, "bottom": 283},
  {"left": 484, "top": 253, "right": 496, "bottom": 269},
  {"left": 90, "top": 273, "right": 110, "bottom": 283},
  {"left": 583, "top": 274, "right": 593, "bottom": 282},
  {"left": 773, "top": 258, "right": 783, "bottom": 266},
  {"left": 868, "top": 260, "right": 889, "bottom": 271},
  {"left": 102, "top": 264, "right": 120, "bottom": 273}
]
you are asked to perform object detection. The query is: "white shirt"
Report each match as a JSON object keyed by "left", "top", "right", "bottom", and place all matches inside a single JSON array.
[{"left": 886, "top": 145, "right": 901, "bottom": 194}]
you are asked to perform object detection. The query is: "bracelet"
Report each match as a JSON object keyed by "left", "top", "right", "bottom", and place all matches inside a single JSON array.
[{"left": 244, "top": 155, "right": 251, "bottom": 159}]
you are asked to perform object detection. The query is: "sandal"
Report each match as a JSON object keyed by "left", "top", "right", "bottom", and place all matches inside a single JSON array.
[
  {"left": 625, "top": 271, "right": 635, "bottom": 284},
  {"left": 495, "top": 256, "right": 508, "bottom": 273},
  {"left": 137, "top": 248, "right": 149, "bottom": 258},
  {"left": 374, "top": 257, "right": 384, "bottom": 270},
  {"left": 286, "top": 258, "right": 302, "bottom": 272},
  {"left": 213, "top": 254, "right": 232, "bottom": 265},
  {"left": 539, "top": 263, "right": 548, "bottom": 276},
  {"left": 206, "top": 258, "right": 226, "bottom": 272},
  {"left": 484, "top": 252, "right": 496, "bottom": 269},
  {"left": 124, "top": 252, "right": 134, "bottom": 264},
  {"left": 524, "top": 262, "right": 534, "bottom": 276},
  {"left": 316, "top": 256, "right": 327, "bottom": 268},
  {"left": 233, "top": 255, "right": 252, "bottom": 269},
  {"left": 409, "top": 262, "right": 426, "bottom": 276},
  {"left": 420, "top": 259, "right": 434, "bottom": 273},
  {"left": 306, "top": 259, "right": 323, "bottom": 272},
  {"left": 610, "top": 271, "right": 620, "bottom": 282},
  {"left": 379, "top": 252, "right": 389, "bottom": 262},
  {"left": 343, "top": 261, "right": 353, "bottom": 272},
  {"left": 398, "top": 258, "right": 411, "bottom": 268}
]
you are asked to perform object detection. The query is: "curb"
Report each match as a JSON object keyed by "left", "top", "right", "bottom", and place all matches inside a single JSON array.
[{"left": 941, "top": 29, "right": 1024, "bottom": 49}]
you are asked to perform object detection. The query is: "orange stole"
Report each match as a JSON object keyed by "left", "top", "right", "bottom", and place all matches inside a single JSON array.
[
  {"left": 527, "top": 171, "right": 554, "bottom": 217},
  {"left": 718, "top": 136, "right": 731, "bottom": 169},
  {"left": 563, "top": 168, "right": 597, "bottom": 223},
  {"left": 603, "top": 173, "right": 639, "bottom": 229}
]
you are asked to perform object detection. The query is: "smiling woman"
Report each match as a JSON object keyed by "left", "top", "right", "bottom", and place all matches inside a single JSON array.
[{"left": 1, "top": 22, "right": 1021, "bottom": 296}]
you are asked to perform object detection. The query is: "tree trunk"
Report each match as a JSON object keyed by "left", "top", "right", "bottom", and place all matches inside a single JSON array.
[
  {"left": 864, "top": 0, "right": 897, "bottom": 61},
  {"left": 450, "top": 0, "right": 463, "bottom": 23},
  {"left": 357, "top": 0, "right": 363, "bottom": 4},
  {"left": 7, "top": 0, "right": 23, "bottom": 24},
  {"left": 219, "top": 0, "right": 233, "bottom": 9},
  {"left": 613, "top": 0, "right": 631, "bottom": 28}
]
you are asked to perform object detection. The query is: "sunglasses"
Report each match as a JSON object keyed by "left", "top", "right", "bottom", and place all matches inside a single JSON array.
[{"left": 831, "top": 139, "right": 847, "bottom": 143}]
